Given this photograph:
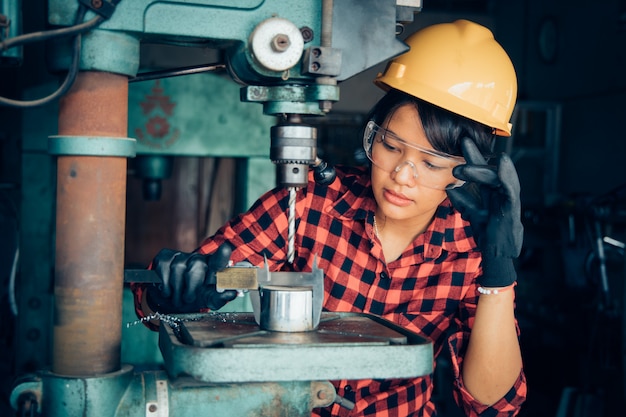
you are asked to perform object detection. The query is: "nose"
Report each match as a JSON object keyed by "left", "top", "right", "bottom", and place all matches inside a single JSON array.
[{"left": 392, "top": 160, "right": 418, "bottom": 186}]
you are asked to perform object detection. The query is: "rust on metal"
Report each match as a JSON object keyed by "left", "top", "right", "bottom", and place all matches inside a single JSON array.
[{"left": 53, "top": 71, "right": 129, "bottom": 376}]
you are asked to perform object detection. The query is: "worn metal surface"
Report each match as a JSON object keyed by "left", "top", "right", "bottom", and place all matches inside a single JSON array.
[
  {"left": 53, "top": 71, "right": 129, "bottom": 376},
  {"left": 42, "top": 365, "right": 134, "bottom": 416},
  {"left": 241, "top": 84, "right": 340, "bottom": 116},
  {"left": 79, "top": 30, "right": 140, "bottom": 76},
  {"left": 47, "top": 29, "right": 140, "bottom": 77},
  {"left": 48, "top": 136, "right": 136, "bottom": 157},
  {"left": 160, "top": 312, "right": 433, "bottom": 383},
  {"left": 128, "top": 72, "right": 275, "bottom": 157},
  {"left": 48, "top": 0, "right": 413, "bottom": 82},
  {"left": 11, "top": 366, "right": 334, "bottom": 417}
]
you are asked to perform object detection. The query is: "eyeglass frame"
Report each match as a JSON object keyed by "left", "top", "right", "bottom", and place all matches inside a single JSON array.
[{"left": 362, "top": 120, "right": 466, "bottom": 190}]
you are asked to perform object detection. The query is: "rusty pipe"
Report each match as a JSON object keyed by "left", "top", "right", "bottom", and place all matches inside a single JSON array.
[{"left": 53, "top": 71, "right": 128, "bottom": 376}]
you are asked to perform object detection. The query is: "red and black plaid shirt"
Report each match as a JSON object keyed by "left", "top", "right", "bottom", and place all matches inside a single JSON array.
[{"left": 134, "top": 165, "right": 526, "bottom": 416}]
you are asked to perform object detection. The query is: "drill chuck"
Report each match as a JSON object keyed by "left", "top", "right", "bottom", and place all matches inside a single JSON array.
[{"left": 271, "top": 123, "right": 317, "bottom": 188}]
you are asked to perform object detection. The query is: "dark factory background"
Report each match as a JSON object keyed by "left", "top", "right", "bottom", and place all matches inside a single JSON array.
[{"left": 1, "top": 1, "right": 625, "bottom": 416}]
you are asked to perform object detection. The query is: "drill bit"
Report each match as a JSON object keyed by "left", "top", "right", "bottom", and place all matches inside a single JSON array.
[{"left": 288, "top": 187, "right": 296, "bottom": 263}]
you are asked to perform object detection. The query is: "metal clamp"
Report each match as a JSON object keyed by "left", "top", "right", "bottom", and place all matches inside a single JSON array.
[{"left": 48, "top": 136, "right": 136, "bottom": 157}]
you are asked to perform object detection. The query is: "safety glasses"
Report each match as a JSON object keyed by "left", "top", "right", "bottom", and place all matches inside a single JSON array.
[{"left": 363, "top": 121, "right": 465, "bottom": 190}]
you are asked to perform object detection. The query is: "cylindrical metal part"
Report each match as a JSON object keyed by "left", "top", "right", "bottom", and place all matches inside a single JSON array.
[
  {"left": 53, "top": 71, "right": 129, "bottom": 376},
  {"left": 321, "top": 0, "right": 334, "bottom": 48},
  {"left": 270, "top": 123, "right": 317, "bottom": 188},
  {"left": 134, "top": 155, "right": 174, "bottom": 201},
  {"left": 275, "top": 162, "right": 310, "bottom": 188},
  {"left": 259, "top": 286, "right": 315, "bottom": 332},
  {"left": 317, "top": 0, "right": 337, "bottom": 113}
]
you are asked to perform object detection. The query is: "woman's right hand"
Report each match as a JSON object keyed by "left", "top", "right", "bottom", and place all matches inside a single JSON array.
[{"left": 146, "top": 243, "right": 238, "bottom": 313}]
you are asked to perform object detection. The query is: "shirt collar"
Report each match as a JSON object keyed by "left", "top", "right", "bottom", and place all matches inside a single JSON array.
[{"left": 327, "top": 169, "right": 477, "bottom": 261}]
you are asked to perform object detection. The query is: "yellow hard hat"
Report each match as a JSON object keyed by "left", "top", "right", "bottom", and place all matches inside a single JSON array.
[{"left": 375, "top": 19, "right": 517, "bottom": 136}]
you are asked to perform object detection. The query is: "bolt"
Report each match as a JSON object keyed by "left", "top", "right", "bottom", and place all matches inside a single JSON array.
[
  {"left": 300, "top": 26, "right": 314, "bottom": 43},
  {"left": 148, "top": 404, "right": 157, "bottom": 413},
  {"left": 312, "top": 48, "right": 322, "bottom": 58},
  {"left": 271, "top": 34, "right": 291, "bottom": 52},
  {"left": 249, "top": 87, "right": 263, "bottom": 100},
  {"left": 91, "top": 0, "right": 103, "bottom": 8},
  {"left": 317, "top": 390, "right": 328, "bottom": 400},
  {"left": 311, "top": 62, "right": 320, "bottom": 72},
  {"left": 319, "top": 100, "right": 333, "bottom": 113}
]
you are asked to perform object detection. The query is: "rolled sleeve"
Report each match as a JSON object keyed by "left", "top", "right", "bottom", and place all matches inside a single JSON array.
[
  {"left": 446, "top": 315, "right": 527, "bottom": 416},
  {"left": 454, "top": 369, "right": 527, "bottom": 416}
]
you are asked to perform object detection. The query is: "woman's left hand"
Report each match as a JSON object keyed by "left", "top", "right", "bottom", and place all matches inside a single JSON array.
[{"left": 446, "top": 137, "right": 523, "bottom": 287}]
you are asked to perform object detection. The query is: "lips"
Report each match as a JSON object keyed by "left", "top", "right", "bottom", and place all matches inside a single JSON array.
[{"left": 383, "top": 189, "right": 413, "bottom": 207}]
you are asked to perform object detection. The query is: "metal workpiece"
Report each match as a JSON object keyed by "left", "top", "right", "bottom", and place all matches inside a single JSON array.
[
  {"left": 159, "top": 312, "right": 433, "bottom": 384},
  {"left": 260, "top": 286, "right": 315, "bottom": 332},
  {"left": 250, "top": 260, "right": 325, "bottom": 329}
]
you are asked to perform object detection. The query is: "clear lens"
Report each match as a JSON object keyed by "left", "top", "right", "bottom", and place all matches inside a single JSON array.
[{"left": 363, "top": 121, "right": 465, "bottom": 190}]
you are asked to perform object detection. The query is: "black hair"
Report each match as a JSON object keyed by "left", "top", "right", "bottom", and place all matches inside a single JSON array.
[{"left": 365, "top": 89, "right": 495, "bottom": 157}]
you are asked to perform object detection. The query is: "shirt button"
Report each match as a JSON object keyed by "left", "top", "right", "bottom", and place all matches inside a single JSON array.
[{"left": 380, "top": 271, "right": 388, "bottom": 280}]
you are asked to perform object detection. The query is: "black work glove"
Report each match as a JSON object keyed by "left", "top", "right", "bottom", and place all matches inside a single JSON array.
[
  {"left": 146, "top": 243, "right": 238, "bottom": 314},
  {"left": 446, "top": 137, "right": 523, "bottom": 288}
]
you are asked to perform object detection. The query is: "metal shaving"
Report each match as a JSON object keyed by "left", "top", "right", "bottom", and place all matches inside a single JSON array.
[{"left": 126, "top": 312, "right": 199, "bottom": 330}]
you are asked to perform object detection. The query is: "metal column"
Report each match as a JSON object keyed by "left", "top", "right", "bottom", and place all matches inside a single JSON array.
[{"left": 53, "top": 71, "right": 128, "bottom": 375}]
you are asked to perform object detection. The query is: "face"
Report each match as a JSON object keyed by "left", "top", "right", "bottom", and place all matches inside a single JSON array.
[{"left": 370, "top": 104, "right": 452, "bottom": 227}]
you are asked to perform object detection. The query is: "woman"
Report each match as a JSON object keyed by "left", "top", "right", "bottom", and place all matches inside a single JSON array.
[{"left": 133, "top": 20, "right": 527, "bottom": 416}]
